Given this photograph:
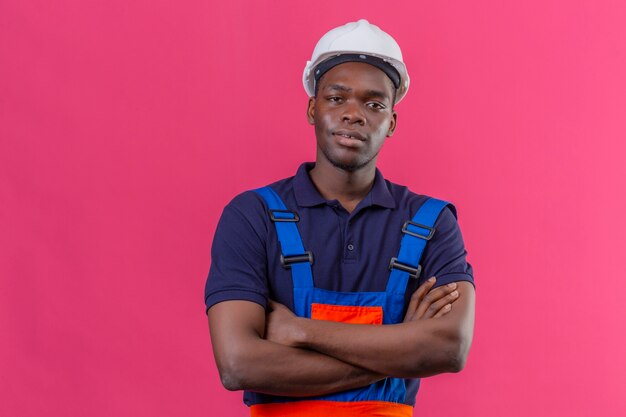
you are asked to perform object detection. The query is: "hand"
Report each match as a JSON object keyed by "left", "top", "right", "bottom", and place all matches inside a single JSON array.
[
  {"left": 265, "top": 300, "right": 303, "bottom": 347},
  {"left": 403, "top": 278, "right": 460, "bottom": 322}
]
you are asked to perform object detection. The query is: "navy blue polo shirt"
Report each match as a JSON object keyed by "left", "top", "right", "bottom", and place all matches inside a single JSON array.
[{"left": 205, "top": 162, "right": 474, "bottom": 313}]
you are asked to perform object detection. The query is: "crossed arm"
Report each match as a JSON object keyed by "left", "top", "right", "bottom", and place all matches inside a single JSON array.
[{"left": 208, "top": 278, "right": 475, "bottom": 396}]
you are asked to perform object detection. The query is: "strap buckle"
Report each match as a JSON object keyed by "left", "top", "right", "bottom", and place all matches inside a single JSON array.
[
  {"left": 402, "top": 221, "right": 435, "bottom": 240},
  {"left": 281, "top": 251, "right": 314, "bottom": 268},
  {"left": 269, "top": 209, "right": 300, "bottom": 222},
  {"left": 388, "top": 257, "right": 422, "bottom": 279}
]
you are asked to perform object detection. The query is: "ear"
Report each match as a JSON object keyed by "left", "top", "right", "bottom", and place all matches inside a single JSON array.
[
  {"left": 386, "top": 110, "right": 398, "bottom": 137},
  {"left": 306, "top": 97, "right": 316, "bottom": 125}
]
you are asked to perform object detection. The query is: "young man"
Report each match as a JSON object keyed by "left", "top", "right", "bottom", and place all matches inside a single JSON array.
[{"left": 205, "top": 19, "right": 475, "bottom": 417}]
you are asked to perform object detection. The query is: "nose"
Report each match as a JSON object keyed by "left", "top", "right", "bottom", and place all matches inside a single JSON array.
[{"left": 341, "top": 102, "right": 365, "bottom": 125}]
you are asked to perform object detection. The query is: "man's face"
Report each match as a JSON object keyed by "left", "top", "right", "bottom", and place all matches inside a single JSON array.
[{"left": 307, "top": 62, "right": 398, "bottom": 172}]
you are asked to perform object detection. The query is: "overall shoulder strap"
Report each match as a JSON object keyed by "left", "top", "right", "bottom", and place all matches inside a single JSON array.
[
  {"left": 253, "top": 186, "right": 314, "bottom": 289},
  {"left": 386, "top": 198, "right": 451, "bottom": 294}
]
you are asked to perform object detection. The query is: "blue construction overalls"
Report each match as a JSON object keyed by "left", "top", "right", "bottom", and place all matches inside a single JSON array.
[{"left": 248, "top": 186, "right": 451, "bottom": 417}]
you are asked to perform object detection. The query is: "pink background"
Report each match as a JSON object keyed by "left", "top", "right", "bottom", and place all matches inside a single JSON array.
[{"left": 2, "top": 0, "right": 625, "bottom": 415}]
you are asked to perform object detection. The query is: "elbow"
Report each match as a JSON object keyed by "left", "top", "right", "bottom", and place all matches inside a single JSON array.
[
  {"left": 408, "top": 330, "right": 472, "bottom": 376},
  {"left": 219, "top": 370, "right": 244, "bottom": 391},
  {"left": 442, "top": 332, "right": 472, "bottom": 373},
  {"left": 215, "top": 349, "right": 252, "bottom": 391},
  {"left": 445, "top": 349, "right": 468, "bottom": 373}
]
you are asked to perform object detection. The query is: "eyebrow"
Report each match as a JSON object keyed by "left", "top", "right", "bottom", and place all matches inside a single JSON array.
[
  {"left": 363, "top": 89, "right": 389, "bottom": 100},
  {"left": 324, "top": 84, "right": 390, "bottom": 102},
  {"left": 325, "top": 84, "right": 352, "bottom": 93}
]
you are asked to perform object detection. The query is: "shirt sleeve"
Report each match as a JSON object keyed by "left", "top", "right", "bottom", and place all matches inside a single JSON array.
[
  {"left": 418, "top": 205, "right": 475, "bottom": 289},
  {"left": 204, "top": 192, "right": 270, "bottom": 313}
]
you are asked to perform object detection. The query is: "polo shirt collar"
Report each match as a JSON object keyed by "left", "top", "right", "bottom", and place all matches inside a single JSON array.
[{"left": 293, "top": 162, "right": 396, "bottom": 209}]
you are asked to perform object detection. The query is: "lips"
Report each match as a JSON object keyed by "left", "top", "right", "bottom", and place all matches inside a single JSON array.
[
  {"left": 332, "top": 131, "right": 366, "bottom": 149},
  {"left": 332, "top": 131, "right": 365, "bottom": 141}
]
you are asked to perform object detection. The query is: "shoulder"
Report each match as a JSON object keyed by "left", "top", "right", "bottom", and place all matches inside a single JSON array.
[
  {"left": 220, "top": 190, "right": 266, "bottom": 231},
  {"left": 225, "top": 189, "right": 266, "bottom": 215},
  {"left": 384, "top": 179, "right": 458, "bottom": 220},
  {"left": 218, "top": 174, "right": 298, "bottom": 233},
  {"left": 226, "top": 172, "right": 296, "bottom": 211}
]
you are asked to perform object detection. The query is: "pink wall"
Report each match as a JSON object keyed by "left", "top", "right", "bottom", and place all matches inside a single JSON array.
[{"left": 2, "top": 1, "right": 625, "bottom": 415}]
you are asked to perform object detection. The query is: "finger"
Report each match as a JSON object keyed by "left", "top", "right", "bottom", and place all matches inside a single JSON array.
[
  {"left": 423, "top": 289, "right": 459, "bottom": 319},
  {"left": 433, "top": 303, "right": 452, "bottom": 318},
  {"left": 414, "top": 282, "right": 458, "bottom": 320},
  {"left": 404, "top": 278, "right": 434, "bottom": 321},
  {"left": 404, "top": 277, "right": 436, "bottom": 322}
]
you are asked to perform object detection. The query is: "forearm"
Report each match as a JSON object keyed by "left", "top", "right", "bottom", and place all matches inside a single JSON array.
[
  {"left": 208, "top": 301, "right": 384, "bottom": 396},
  {"left": 290, "top": 282, "right": 475, "bottom": 378},
  {"left": 217, "top": 337, "right": 384, "bottom": 396},
  {"left": 294, "top": 318, "right": 462, "bottom": 377}
]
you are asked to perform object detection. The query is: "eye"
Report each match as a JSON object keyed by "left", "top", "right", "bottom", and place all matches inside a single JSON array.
[
  {"left": 327, "top": 96, "right": 344, "bottom": 104},
  {"left": 367, "top": 101, "right": 386, "bottom": 110}
]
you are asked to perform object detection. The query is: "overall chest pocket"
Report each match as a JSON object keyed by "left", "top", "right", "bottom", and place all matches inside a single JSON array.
[{"left": 311, "top": 303, "right": 383, "bottom": 325}]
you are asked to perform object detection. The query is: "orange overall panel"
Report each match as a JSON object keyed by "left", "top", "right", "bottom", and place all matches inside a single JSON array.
[
  {"left": 250, "top": 400, "right": 413, "bottom": 417},
  {"left": 310, "top": 303, "right": 383, "bottom": 325}
]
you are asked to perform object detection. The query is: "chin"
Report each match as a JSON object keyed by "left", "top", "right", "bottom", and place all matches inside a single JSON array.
[
  {"left": 320, "top": 146, "right": 376, "bottom": 173},
  {"left": 332, "top": 162, "right": 361, "bottom": 172},
  {"left": 327, "top": 156, "right": 371, "bottom": 172}
]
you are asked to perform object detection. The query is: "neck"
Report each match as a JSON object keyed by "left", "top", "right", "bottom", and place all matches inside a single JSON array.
[{"left": 309, "top": 158, "right": 377, "bottom": 213}]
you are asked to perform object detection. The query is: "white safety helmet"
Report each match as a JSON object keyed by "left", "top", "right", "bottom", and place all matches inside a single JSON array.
[{"left": 303, "top": 19, "right": 410, "bottom": 104}]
